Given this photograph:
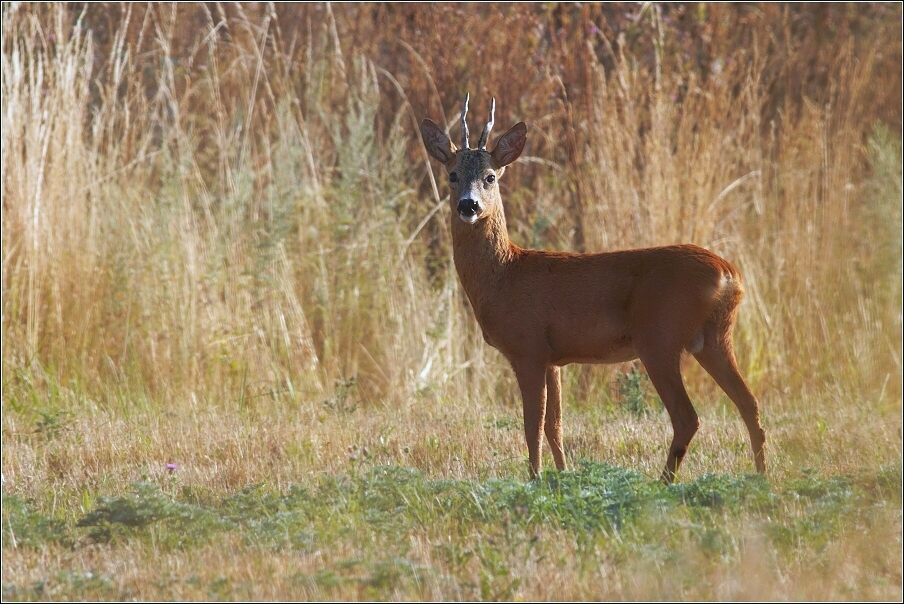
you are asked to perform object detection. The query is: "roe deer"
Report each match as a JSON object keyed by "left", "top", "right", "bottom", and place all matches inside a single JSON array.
[{"left": 420, "top": 95, "right": 766, "bottom": 483}]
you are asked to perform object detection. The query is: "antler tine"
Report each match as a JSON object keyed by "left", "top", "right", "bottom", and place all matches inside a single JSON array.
[
  {"left": 478, "top": 98, "right": 496, "bottom": 150},
  {"left": 460, "top": 93, "right": 470, "bottom": 149}
]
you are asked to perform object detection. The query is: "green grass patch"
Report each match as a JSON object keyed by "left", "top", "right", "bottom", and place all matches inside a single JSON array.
[
  {"left": 6, "top": 461, "right": 898, "bottom": 552},
  {"left": 3, "top": 462, "right": 900, "bottom": 599}
]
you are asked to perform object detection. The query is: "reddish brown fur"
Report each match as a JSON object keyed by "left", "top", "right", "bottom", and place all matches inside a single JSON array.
[{"left": 421, "top": 106, "right": 765, "bottom": 483}]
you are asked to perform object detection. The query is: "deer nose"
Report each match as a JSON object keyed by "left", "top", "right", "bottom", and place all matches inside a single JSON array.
[{"left": 457, "top": 198, "right": 480, "bottom": 218}]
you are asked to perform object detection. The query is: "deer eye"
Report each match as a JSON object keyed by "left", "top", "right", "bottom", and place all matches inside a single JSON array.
[
  {"left": 449, "top": 172, "right": 458, "bottom": 183},
  {"left": 485, "top": 174, "right": 496, "bottom": 185}
]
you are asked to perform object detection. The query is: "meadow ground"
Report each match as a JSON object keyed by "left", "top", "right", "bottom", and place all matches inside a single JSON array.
[{"left": 2, "top": 4, "right": 902, "bottom": 600}]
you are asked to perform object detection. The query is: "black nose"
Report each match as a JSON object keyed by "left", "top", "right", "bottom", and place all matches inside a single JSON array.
[{"left": 458, "top": 198, "right": 479, "bottom": 217}]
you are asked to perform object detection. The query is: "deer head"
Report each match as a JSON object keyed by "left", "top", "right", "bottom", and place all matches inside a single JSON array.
[{"left": 421, "top": 94, "right": 527, "bottom": 225}]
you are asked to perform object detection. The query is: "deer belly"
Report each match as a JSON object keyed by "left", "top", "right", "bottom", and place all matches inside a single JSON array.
[{"left": 547, "top": 325, "right": 637, "bottom": 365}]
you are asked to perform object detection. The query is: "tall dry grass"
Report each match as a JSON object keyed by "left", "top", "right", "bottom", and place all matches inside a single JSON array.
[{"left": 1, "top": 1, "right": 901, "bottom": 497}]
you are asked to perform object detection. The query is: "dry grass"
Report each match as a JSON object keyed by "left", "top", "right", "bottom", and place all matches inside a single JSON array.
[
  {"left": 4, "top": 511, "right": 900, "bottom": 601},
  {"left": 2, "top": 3, "right": 901, "bottom": 600}
]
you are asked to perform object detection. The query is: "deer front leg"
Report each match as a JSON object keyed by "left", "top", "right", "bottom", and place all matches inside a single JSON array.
[
  {"left": 512, "top": 360, "right": 548, "bottom": 479},
  {"left": 545, "top": 366, "right": 567, "bottom": 471}
]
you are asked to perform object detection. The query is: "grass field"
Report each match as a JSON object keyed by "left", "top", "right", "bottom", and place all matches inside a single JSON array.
[{"left": 2, "top": 3, "right": 902, "bottom": 600}]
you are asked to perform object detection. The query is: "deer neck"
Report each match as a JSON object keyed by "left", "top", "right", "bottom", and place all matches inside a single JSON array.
[{"left": 451, "top": 206, "right": 516, "bottom": 303}]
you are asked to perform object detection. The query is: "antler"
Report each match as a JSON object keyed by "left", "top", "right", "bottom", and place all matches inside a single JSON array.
[
  {"left": 460, "top": 93, "right": 470, "bottom": 149},
  {"left": 478, "top": 98, "right": 495, "bottom": 150}
]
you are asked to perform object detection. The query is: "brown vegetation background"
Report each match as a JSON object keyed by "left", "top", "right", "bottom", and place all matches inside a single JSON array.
[{"left": 2, "top": 0, "right": 901, "bottom": 489}]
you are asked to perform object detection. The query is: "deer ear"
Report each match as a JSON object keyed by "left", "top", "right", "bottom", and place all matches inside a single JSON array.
[
  {"left": 491, "top": 122, "right": 526, "bottom": 168},
  {"left": 420, "top": 119, "right": 457, "bottom": 164}
]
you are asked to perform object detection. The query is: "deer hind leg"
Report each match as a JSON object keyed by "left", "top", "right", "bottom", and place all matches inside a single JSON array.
[
  {"left": 512, "top": 360, "right": 548, "bottom": 479},
  {"left": 638, "top": 348, "right": 700, "bottom": 484},
  {"left": 693, "top": 326, "right": 766, "bottom": 473},
  {"left": 545, "top": 366, "right": 567, "bottom": 471}
]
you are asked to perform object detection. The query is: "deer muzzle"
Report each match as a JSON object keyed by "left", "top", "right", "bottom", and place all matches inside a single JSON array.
[{"left": 457, "top": 198, "right": 481, "bottom": 223}]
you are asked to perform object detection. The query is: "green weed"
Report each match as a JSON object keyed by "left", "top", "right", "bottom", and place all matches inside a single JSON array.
[
  {"left": 76, "top": 482, "right": 230, "bottom": 548},
  {"left": 2, "top": 496, "right": 72, "bottom": 549},
  {"left": 615, "top": 365, "right": 660, "bottom": 417}
]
